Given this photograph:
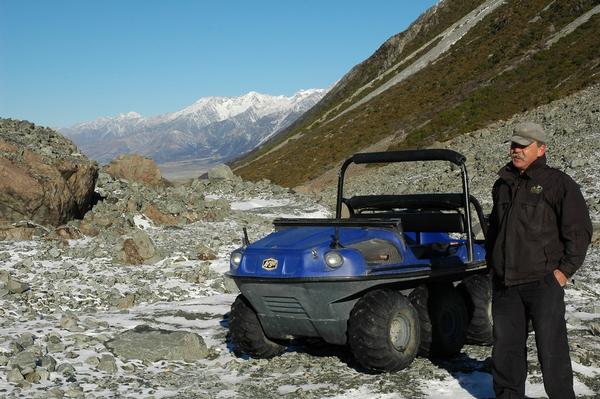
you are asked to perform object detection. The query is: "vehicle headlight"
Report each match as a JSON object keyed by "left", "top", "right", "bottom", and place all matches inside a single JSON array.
[
  {"left": 324, "top": 251, "right": 344, "bottom": 268},
  {"left": 230, "top": 251, "right": 243, "bottom": 269}
]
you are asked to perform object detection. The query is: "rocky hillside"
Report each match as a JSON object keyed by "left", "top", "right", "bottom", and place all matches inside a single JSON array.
[
  {"left": 0, "top": 119, "right": 98, "bottom": 227},
  {"left": 313, "top": 82, "right": 600, "bottom": 222},
  {"left": 233, "top": 0, "right": 600, "bottom": 187}
]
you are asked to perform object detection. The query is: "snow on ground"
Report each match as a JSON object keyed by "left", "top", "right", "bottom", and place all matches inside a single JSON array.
[
  {"left": 1, "top": 195, "right": 599, "bottom": 398},
  {"left": 230, "top": 198, "right": 291, "bottom": 211},
  {"left": 229, "top": 196, "right": 330, "bottom": 219}
]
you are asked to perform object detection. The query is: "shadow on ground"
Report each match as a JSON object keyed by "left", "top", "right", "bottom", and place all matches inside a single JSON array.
[{"left": 431, "top": 353, "right": 495, "bottom": 398}]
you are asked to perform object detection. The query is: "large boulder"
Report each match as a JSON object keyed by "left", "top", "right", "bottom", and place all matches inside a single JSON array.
[
  {"left": 105, "top": 325, "right": 209, "bottom": 363},
  {"left": 0, "top": 119, "right": 98, "bottom": 227},
  {"left": 103, "top": 154, "right": 165, "bottom": 188},
  {"left": 113, "top": 229, "right": 162, "bottom": 265},
  {"left": 207, "top": 164, "right": 235, "bottom": 180}
]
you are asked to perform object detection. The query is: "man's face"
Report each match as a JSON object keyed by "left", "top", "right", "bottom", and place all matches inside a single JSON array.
[{"left": 510, "top": 141, "right": 545, "bottom": 172}]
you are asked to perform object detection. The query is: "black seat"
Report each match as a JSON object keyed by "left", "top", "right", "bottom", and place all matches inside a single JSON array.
[{"left": 351, "top": 211, "right": 464, "bottom": 233}]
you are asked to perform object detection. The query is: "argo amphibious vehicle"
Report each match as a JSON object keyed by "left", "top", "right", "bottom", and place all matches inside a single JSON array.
[{"left": 227, "top": 149, "right": 492, "bottom": 372}]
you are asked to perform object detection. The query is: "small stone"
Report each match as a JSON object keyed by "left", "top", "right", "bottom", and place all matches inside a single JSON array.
[
  {"left": 36, "top": 367, "right": 50, "bottom": 381},
  {"left": 97, "top": 354, "right": 118, "bottom": 374},
  {"left": 116, "top": 293, "right": 136, "bottom": 309},
  {"left": 47, "top": 342, "right": 66, "bottom": 353},
  {"left": 7, "top": 278, "right": 30, "bottom": 294},
  {"left": 56, "top": 363, "right": 76, "bottom": 376},
  {"left": 20, "top": 366, "right": 35, "bottom": 375},
  {"left": 48, "top": 247, "right": 61, "bottom": 258},
  {"left": 9, "top": 350, "right": 37, "bottom": 371},
  {"left": 210, "top": 279, "right": 225, "bottom": 291},
  {"left": 222, "top": 275, "right": 239, "bottom": 294},
  {"left": 17, "top": 332, "right": 35, "bottom": 348},
  {"left": 24, "top": 370, "right": 41, "bottom": 383},
  {"left": 69, "top": 333, "right": 93, "bottom": 344},
  {"left": 47, "top": 332, "right": 62, "bottom": 344},
  {"left": 59, "top": 315, "right": 84, "bottom": 332},
  {"left": 571, "top": 278, "right": 586, "bottom": 289},
  {"left": 569, "top": 158, "right": 586, "bottom": 168},
  {"left": 17, "top": 380, "right": 32, "bottom": 389},
  {"left": 8, "top": 341, "right": 24, "bottom": 353},
  {"left": 589, "top": 322, "right": 600, "bottom": 336},
  {"left": 48, "top": 387, "right": 65, "bottom": 398},
  {"left": 588, "top": 305, "right": 600, "bottom": 314},
  {"left": 85, "top": 356, "right": 100, "bottom": 367},
  {"left": 7, "top": 368, "right": 24, "bottom": 383},
  {"left": 196, "top": 243, "right": 217, "bottom": 260},
  {"left": 65, "top": 384, "right": 84, "bottom": 398},
  {"left": 21, "top": 258, "right": 34, "bottom": 268},
  {"left": 121, "top": 362, "right": 136, "bottom": 373},
  {"left": 41, "top": 355, "right": 57, "bottom": 372}
]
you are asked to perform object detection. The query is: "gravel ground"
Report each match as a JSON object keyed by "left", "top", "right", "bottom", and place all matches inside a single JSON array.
[{"left": 1, "top": 85, "right": 599, "bottom": 398}]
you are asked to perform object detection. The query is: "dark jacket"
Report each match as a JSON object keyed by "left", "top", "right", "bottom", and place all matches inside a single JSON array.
[{"left": 486, "top": 155, "right": 592, "bottom": 285}]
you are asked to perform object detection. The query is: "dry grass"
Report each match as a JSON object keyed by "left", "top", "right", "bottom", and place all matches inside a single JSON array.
[{"left": 234, "top": 0, "right": 600, "bottom": 187}]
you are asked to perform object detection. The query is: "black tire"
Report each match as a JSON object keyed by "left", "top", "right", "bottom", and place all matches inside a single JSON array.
[
  {"left": 348, "top": 289, "right": 420, "bottom": 372},
  {"left": 229, "top": 295, "right": 286, "bottom": 358},
  {"left": 409, "top": 284, "right": 468, "bottom": 357},
  {"left": 409, "top": 285, "right": 432, "bottom": 356},
  {"left": 458, "top": 274, "right": 493, "bottom": 345}
]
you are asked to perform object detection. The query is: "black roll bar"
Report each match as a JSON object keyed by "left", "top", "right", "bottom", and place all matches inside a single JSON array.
[
  {"left": 351, "top": 149, "right": 466, "bottom": 166},
  {"left": 335, "top": 149, "right": 475, "bottom": 263}
]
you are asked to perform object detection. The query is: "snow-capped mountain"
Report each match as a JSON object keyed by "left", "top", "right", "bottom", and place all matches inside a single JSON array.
[{"left": 60, "top": 89, "right": 326, "bottom": 166}]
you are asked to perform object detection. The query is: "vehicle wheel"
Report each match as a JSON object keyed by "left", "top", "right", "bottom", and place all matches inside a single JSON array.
[
  {"left": 458, "top": 274, "right": 493, "bottom": 345},
  {"left": 229, "top": 295, "right": 286, "bottom": 358},
  {"left": 409, "top": 284, "right": 468, "bottom": 357},
  {"left": 348, "top": 289, "right": 420, "bottom": 372}
]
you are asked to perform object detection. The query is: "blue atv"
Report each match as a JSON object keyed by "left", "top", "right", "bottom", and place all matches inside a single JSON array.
[{"left": 227, "top": 149, "right": 492, "bottom": 372}]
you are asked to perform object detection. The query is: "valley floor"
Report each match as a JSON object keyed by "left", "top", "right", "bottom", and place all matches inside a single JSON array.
[{"left": 1, "top": 196, "right": 598, "bottom": 399}]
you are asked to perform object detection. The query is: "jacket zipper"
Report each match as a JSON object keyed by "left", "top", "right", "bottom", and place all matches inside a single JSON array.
[{"left": 502, "top": 175, "right": 523, "bottom": 285}]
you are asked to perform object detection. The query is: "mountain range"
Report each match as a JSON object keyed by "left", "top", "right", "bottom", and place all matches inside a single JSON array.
[
  {"left": 60, "top": 89, "right": 326, "bottom": 177},
  {"left": 232, "top": 0, "right": 600, "bottom": 187},
  {"left": 60, "top": 0, "right": 600, "bottom": 186}
]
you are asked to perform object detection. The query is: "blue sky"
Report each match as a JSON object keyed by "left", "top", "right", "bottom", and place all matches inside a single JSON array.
[{"left": 0, "top": 0, "right": 437, "bottom": 128}]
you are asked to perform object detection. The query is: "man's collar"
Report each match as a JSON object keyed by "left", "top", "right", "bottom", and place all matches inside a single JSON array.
[{"left": 498, "top": 155, "right": 547, "bottom": 180}]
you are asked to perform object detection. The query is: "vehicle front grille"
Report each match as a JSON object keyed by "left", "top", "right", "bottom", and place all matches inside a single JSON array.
[{"left": 263, "top": 296, "right": 307, "bottom": 317}]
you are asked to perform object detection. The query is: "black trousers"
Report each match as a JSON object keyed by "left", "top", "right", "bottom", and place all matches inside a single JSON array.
[{"left": 492, "top": 273, "right": 575, "bottom": 399}]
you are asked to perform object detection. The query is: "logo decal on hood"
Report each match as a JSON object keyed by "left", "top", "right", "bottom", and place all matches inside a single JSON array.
[{"left": 262, "top": 258, "right": 278, "bottom": 271}]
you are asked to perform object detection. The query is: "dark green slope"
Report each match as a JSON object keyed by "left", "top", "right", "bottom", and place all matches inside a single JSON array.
[{"left": 233, "top": 0, "right": 600, "bottom": 187}]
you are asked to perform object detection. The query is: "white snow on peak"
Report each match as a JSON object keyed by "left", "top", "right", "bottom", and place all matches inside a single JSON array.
[
  {"left": 63, "top": 88, "right": 326, "bottom": 133},
  {"left": 120, "top": 111, "right": 142, "bottom": 119},
  {"left": 59, "top": 87, "right": 327, "bottom": 161},
  {"left": 166, "top": 89, "right": 326, "bottom": 124}
]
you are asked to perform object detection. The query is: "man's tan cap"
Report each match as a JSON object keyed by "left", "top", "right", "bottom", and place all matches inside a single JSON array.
[{"left": 510, "top": 122, "right": 548, "bottom": 145}]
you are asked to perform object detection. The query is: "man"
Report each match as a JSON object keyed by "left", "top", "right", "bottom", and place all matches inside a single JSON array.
[{"left": 485, "top": 122, "right": 592, "bottom": 399}]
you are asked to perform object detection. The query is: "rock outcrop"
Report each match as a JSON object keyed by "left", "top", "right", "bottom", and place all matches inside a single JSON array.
[
  {"left": 0, "top": 119, "right": 99, "bottom": 227},
  {"left": 103, "top": 154, "right": 166, "bottom": 188}
]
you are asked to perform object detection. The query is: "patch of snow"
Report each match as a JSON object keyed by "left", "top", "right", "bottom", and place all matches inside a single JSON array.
[
  {"left": 134, "top": 214, "right": 155, "bottom": 230},
  {"left": 230, "top": 198, "right": 290, "bottom": 211}
]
